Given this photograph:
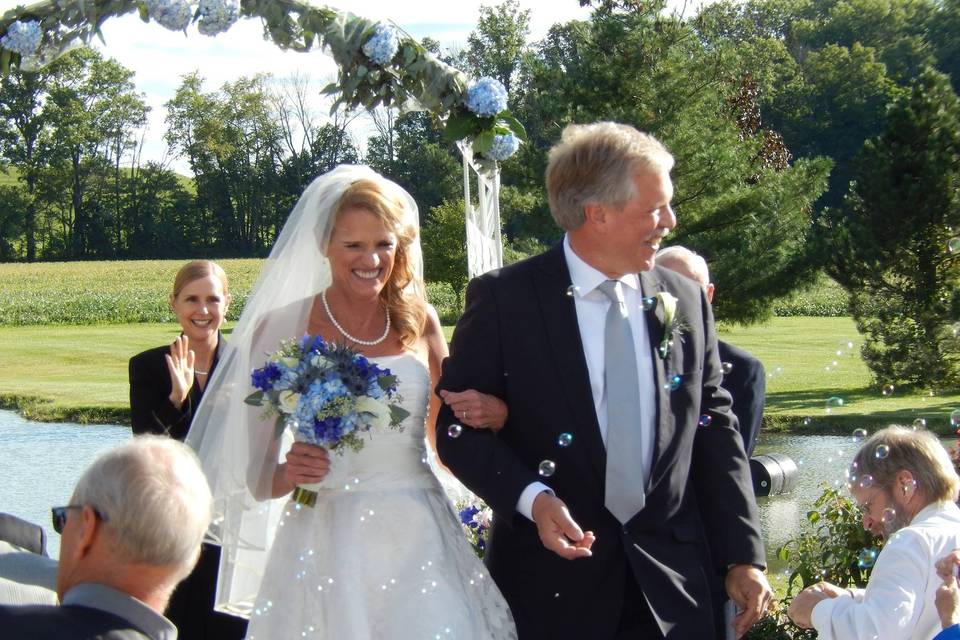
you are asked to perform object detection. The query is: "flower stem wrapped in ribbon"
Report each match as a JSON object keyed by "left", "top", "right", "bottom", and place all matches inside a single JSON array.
[{"left": 245, "top": 334, "right": 409, "bottom": 506}]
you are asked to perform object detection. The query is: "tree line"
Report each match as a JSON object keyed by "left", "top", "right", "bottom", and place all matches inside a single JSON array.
[{"left": 1, "top": 0, "right": 959, "bottom": 386}]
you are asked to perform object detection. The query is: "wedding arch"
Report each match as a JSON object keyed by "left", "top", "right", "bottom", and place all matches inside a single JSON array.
[{"left": 0, "top": 0, "right": 525, "bottom": 277}]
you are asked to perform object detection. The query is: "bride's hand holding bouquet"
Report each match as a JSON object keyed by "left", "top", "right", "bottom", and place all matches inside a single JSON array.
[{"left": 246, "top": 333, "right": 409, "bottom": 506}]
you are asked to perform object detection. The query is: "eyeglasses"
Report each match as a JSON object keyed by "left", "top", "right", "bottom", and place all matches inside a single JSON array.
[
  {"left": 51, "top": 505, "right": 106, "bottom": 534},
  {"left": 854, "top": 487, "right": 888, "bottom": 517}
]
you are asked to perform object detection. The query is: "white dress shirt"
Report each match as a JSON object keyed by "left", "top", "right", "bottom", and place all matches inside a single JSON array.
[
  {"left": 516, "top": 235, "right": 657, "bottom": 519},
  {"left": 811, "top": 501, "right": 960, "bottom": 640}
]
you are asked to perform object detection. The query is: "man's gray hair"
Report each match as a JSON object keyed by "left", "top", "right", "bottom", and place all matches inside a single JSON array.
[
  {"left": 546, "top": 122, "right": 674, "bottom": 231},
  {"left": 851, "top": 426, "right": 960, "bottom": 504},
  {"left": 71, "top": 436, "right": 212, "bottom": 574},
  {"left": 655, "top": 246, "right": 711, "bottom": 289}
]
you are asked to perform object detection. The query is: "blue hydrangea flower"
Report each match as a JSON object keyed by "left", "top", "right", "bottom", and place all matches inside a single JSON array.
[
  {"left": 1, "top": 20, "right": 42, "bottom": 56},
  {"left": 484, "top": 132, "right": 520, "bottom": 161},
  {"left": 273, "top": 368, "right": 299, "bottom": 391},
  {"left": 320, "top": 378, "right": 349, "bottom": 399},
  {"left": 197, "top": 0, "right": 239, "bottom": 36},
  {"left": 145, "top": 0, "right": 193, "bottom": 32},
  {"left": 362, "top": 23, "right": 399, "bottom": 66},
  {"left": 295, "top": 401, "right": 316, "bottom": 426},
  {"left": 465, "top": 77, "right": 508, "bottom": 117}
]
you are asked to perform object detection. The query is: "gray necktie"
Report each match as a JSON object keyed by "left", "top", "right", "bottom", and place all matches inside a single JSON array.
[{"left": 597, "top": 279, "right": 646, "bottom": 523}]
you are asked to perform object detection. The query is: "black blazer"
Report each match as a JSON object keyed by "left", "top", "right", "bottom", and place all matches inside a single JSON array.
[
  {"left": 128, "top": 333, "right": 223, "bottom": 440},
  {"left": 436, "top": 244, "right": 765, "bottom": 639},
  {"left": 0, "top": 603, "right": 152, "bottom": 639},
  {"left": 718, "top": 340, "right": 766, "bottom": 457}
]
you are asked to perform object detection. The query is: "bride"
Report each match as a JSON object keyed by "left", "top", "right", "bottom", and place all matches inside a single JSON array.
[{"left": 186, "top": 165, "right": 517, "bottom": 639}]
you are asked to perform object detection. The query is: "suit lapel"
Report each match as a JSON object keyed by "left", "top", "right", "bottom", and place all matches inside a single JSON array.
[
  {"left": 533, "top": 246, "right": 606, "bottom": 482},
  {"left": 640, "top": 270, "right": 671, "bottom": 488}
]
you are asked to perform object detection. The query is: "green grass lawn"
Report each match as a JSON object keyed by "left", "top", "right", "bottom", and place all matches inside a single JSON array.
[
  {"left": 719, "top": 317, "right": 959, "bottom": 433},
  {"left": 2, "top": 317, "right": 960, "bottom": 433},
  {"left": 0, "top": 323, "right": 199, "bottom": 423}
]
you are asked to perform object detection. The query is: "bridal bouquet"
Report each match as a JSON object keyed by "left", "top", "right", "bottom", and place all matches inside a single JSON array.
[
  {"left": 457, "top": 496, "right": 493, "bottom": 559},
  {"left": 245, "top": 334, "right": 409, "bottom": 505}
]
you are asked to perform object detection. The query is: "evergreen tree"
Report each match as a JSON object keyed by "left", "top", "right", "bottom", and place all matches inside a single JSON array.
[
  {"left": 512, "top": 4, "right": 829, "bottom": 323},
  {"left": 826, "top": 69, "right": 960, "bottom": 387}
]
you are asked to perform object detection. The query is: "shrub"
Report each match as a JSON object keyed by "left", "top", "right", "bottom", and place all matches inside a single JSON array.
[
  {"left": 744, "top": 486, "right": 881, "bottom": 639},
  {"left": 425, "top": 281, "right": 462, "bottom": 325}
]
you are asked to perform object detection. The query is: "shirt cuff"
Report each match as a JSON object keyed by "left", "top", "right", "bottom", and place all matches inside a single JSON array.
[
  {"left": 810, "top": 593, "right": 847, "bottom": 638},
  {"left": 516, "top": 482, "right": 554, "bottom": 521}
]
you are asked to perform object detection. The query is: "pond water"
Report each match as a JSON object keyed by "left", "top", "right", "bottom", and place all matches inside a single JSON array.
[
  {"left": 0, "top": 409, "right": 954, "bottom": 565},
  {"left": 0, "top": 410, "right": 129, "bottom": 558}
]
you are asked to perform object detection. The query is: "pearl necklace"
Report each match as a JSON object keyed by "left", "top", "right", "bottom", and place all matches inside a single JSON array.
[{"left": 321, "top": 289, "right": 391, "bottom": 346}]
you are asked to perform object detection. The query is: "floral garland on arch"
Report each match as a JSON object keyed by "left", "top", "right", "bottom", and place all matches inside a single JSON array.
[{"left": 0, "top": 0, "right": 526, "bottom": 175}]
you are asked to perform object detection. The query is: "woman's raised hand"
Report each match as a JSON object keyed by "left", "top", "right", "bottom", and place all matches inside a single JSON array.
[
  {"left": 283, "top": 442, "right": 332, "bottom": 486},
  {"left": 164, "top": 335, "right": 195, "bottom": 409},
  {"left": 439, "top": 389, "right": 508, "bottom": 432}
]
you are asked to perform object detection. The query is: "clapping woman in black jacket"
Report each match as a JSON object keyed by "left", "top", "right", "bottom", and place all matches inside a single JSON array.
[{"left": 129, "top": 259, "right": 246, "bottom": 639}]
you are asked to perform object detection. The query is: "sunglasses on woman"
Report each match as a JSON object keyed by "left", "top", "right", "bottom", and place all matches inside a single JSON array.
[{"left": 50, "top": 505, "right": 107, "bottom": 534}]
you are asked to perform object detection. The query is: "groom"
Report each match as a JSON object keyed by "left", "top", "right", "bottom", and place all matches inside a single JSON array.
[{"left": 437, "top": 122, "right": 771, "bottom": 639}]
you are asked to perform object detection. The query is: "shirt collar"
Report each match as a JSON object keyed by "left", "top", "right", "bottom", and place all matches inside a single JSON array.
[
  {"left": 63, "top": 583, "right": 177, "bottom": 640},
  {"left": 563, "top": 234, "right": 639, "bottom": 298},
  {"left": 911, "top": 500, "right": 960, "bottom": 525}
]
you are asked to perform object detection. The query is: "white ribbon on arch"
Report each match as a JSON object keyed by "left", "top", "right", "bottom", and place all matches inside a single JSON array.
[{"left": 459, "top": 142, "right": 503, "bottom": 278}]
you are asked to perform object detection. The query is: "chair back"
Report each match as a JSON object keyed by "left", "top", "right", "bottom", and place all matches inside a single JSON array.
[{"left": 0, "top": 513, "right": 47, "bottom": 557}]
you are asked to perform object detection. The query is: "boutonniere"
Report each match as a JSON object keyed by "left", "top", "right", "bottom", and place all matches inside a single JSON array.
[{"left": 645, "top": 291, "right": 684, "bottom": 360}]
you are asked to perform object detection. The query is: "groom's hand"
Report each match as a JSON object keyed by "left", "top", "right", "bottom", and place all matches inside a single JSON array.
[
  {"left": 725, "top": 564, "right": 773, "bottom": 638},
  {"left": 531, "top": 492, "right": 595, "bottom": 560}
]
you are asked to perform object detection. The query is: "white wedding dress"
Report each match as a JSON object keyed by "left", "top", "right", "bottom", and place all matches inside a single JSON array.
[{"left": 244, "top": 354, "right": 517, "bottom": 640}]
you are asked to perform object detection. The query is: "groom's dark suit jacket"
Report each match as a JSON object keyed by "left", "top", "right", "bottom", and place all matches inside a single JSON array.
[{"left": 437, "top": 244, "right": 765, "bottom": 639}]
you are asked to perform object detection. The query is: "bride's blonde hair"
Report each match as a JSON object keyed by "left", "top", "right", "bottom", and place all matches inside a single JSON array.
[{"left": 334, "top": 179, "right": 426, "bottom": 349}]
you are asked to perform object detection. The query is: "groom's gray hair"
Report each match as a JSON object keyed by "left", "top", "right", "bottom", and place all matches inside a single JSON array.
[
  {"left": 70, "top": 435, "right": 212, "bottom": 578},
  {"left": 546, "top": 122, "right": 674, "bottom": 231}
]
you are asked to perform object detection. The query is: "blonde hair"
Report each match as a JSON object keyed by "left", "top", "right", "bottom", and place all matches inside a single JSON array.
[
  {"left": 172, "top": 260, "right": 230, "bottom": 299},
  {"left": 851, "top": 426, "right": 960, "bottom": 503},
  {"left": 547, "top": 122, "right": 674, "bottom": 231},
  {"left": 334, "top": 180, "right": 426, "bottom": 349}
]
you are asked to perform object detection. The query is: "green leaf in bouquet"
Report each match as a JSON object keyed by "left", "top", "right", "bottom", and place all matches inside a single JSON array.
[
  {"left": 244, "top": 390, "right": 265, "bottom": 406},
  {"left": 389, "top": 404, "right": 410, "bottom": 426},
  {"left": 377, "top": 373, "right": 398, "bottom": 390},
  {"left": 273, "top": 415, "right": 285, "bottom": 440}
]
